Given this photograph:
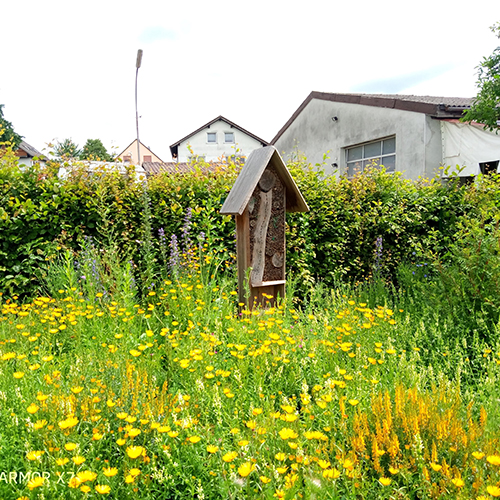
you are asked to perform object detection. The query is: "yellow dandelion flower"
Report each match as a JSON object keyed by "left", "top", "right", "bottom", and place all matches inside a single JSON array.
[
  {"left": 323, "top": 468, "right": 341, "bottom": 479},
  {"left": 71, "top": 386, "right": 84, "bottom": 394},
  {"left": 95, "top": 484, "right": 111, "bottom": 495},
  {"left": 318, "top": 459, "right": 331, "bottom": 469},
  {"left": 229, "top": 428, "right": 240, "bottom": 435},
  {"left": 276, "top": 466, "right": 288, "bottom": 474},
  {"left": 125, "top": 474, "right": 135, "bottom": 483},
  {"left": 128, "top": 428, "right": 141, "bottom": 438},
  {"left": 168, "top": 431, "right": 179, "bottom": 438},
  {"left": 188, "top": 436, "right": 201, "bottom": 443},
  {"left": 238, "top": 440, "right": 249, "bottom": 447},
  {"left": 348, "top": 399, "right": 359, "bottom": 406},
  {"left": 56, "top": 458, "right": 70, "bottom": 466},
  {"left": 388, "top": 467, "right": 399, "bottom": 475},
  {"left": 260, "top": 475, "right": 271, "bottom": 484},
  {"left": 72, "top": 456, "right": 86, "bottom": 465},
  {"left": 129, "top": 349, "right": 141, "bottom": 357},
  {"left": 451, "top": 477, "right": 464, "bottom": 487},
  {"left": 238, "top": 462, "right": 255, "bottom": 477},
  {"left": 26, "top": 450, "right": 44, "bottom": 461},
  {"left": 487, "top": 485, "right": 500, "bottom": 497},
  {"left": 27, "top": 476, "right": 45, "bottom": 490},
  {"left": 77, "top": 470, "right": 97, "bottom": 483},
  {"left": 278, "top": 428, "right": 298, "bottom": 440},
  {"left": 116, "top": 438, "right": 126, "bottom": 446},
  {"left": 103, "top": 467, "right": 118, "bottom": 477},
  {"left": 13, "top": 371, "right": 25, "bottom": 379},
  {"left": 126, "top": 446, "right": 144, "bottom": 459},
  {"left": 26, "top": 403, "right": 39, "bottom": 414},
  {"left": 65, "top": 442, "right": 78, "bottom": 451},
  {"left": 207, "top": 445, "right": 219, "bottom": 453},
  {"left": 222, "top": 451, "right": 237, "bottom": 463},
  {"left": 80, "top": 484, "right": 91, "bottom": 493},
  {"left": 472, "top": 451, "right": 485, "bottom": 460},
  {"left": 246, "top": 420, "right": 257, "bottom": 430},
  {"left": 379, "top": 477, "right": 391, "bottom": 486},
  {"left": 129, "top": 468, "right": 141, "bottom": 477},
  {"left": 68, "top": 476, "right": 82, "bottom": 488},
  {"left": 33, "top": 420, "right": 47, "bottom": 430},
  {"left": 59, "top": 416, "right": 78, "bottom": 429},
  {"left": 487, "top": 455, "right": 500, "bottom": 466},
  {"left": 430, "top": 463, "right": 442, "bottom": 472},
  {"left": 275, "top": 452, "right": 287, "bottom": 461}
]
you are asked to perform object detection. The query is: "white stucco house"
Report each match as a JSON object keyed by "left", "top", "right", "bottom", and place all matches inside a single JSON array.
[
  {"left": 170, "top": 116, "right": 268, "bottom": 163},
  {"left": 15, "top": 141, "right": 47, "bottom": 167},
  {"left": 271, "top": 91, "right": 500, "bottom": 180}
]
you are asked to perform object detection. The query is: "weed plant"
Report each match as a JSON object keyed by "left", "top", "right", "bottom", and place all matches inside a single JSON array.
[{"left": 0, "top": 241, "right": 499, "bottom": 499}]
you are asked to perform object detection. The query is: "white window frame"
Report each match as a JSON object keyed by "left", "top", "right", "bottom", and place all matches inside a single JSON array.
[
  {"left": 224, "top": 132, "right": 235, "bottom": 144},
  {"left": 207, "top": 132, "right": 217, "bottom": 144},
  {"left": 345, "top": 137, "right": 396, "bottom": 177}
]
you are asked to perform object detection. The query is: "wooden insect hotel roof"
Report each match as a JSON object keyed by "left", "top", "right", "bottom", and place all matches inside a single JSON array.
[{"left": 220, "top": 146, "right": 309, "bottom": 215}]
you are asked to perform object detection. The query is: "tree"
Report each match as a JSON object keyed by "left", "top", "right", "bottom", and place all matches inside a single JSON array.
[
  {"left": 0, "top": 104, "right": 23, "bottom": 148},
  {"left": 53, "top": 138, "right": 81, "bottom": 159},
  {"left": 462, "top": 22, "right": 500, "bottom": 132},
  {"left": 80, "top": 138, "right": 112, "bottom": 161}
]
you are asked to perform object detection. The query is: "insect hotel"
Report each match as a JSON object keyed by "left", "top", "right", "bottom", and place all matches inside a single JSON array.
[{"left": 220, "top": 146, "right": 309, "bottom": 307}]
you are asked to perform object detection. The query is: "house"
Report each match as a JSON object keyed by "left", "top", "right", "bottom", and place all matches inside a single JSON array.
[
  {"left": 169, "top": 116, "right": 268, "bottom": 163},
  {"left": 15, "top": 141, "right": 46, "bottom": 167},
  {"left": 271, "top": 91, "right": 500, "bottom": 180},
  {"left": 116, "top": 139, "right": 163, "bottom": 166}
]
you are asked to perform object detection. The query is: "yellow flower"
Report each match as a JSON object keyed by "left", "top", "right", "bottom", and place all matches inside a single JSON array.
[
  {"left": 126, "top": 446, "right": 144, "bottom": 459},
  {"left": 238, "top": 440, "right": 249, "bottom": 447},
  {"left": 430, "top": 463, "right": 442, "bottom": 472},
  {"left": 318, "top": 459, "right": 331, "bottom": 469},
  {"left": 275, "top": 452, "right": 287, "bottom": 461},
  {"left": 207, "top": 445, "right": 219, "bottom": 454},
  {"left": 487, "top": 455, "right": 500, "bottom": 466},
  {"left": 65, "top": 442, "right": 78, "bottom": 451},
  {"left": 168, "top": 431, "right": 179, "bottom": 438},
  {"left": 80, "top": 485, "right": 91, "bottom": 493},
  {"left": 238, "top": 462, "right": 255, "bottom": 477},
  {"left": 27, "top": 404, "right": 39, "bottom": 414},
  {"left": 348, "top": 399, "right": 359, "bottom": 406},
  {"left": 13, "top": 371, "right": 24, "bottom": 379},
  {"left": 116, "top": 412, "right": 128, "bottom": 420},
  {"left": 276, "top": 466, "right": 288, "bottom": 474},
  {"left": 129, "top": 349, "right": 141, "bottom": 357},
  {"left": 33, "top": 420, "right": 47, "bottom": 430},
  {"left": 246, "top": 420, "right": 257, "bottom": 430},
  {"left": 188, "top": 436, "right": 201, "bottom": 443},
  {"left": 26, "top": 450, "right": 44, "bottom": 461},
  {"left": 95, "top": 484, "right": 111, "bottom": 495},
  {"left": 472, "top": 451, "right": 485, "bottom": 460},
  {"left": 222, "top": 451, "right": 237, "bottom": 463},
  {"left": 278, "top": 428, "right": 298, "bottom": 440},
  {"left": 128, "top": 428, "right": 141, "bottom": 438},
  {"left": 77, "top": 471, "right": 97, "bottom": 483},
  {"left": 379, "top": 477, "right": 392, "bottom": 486},
  {"left": 92, "top": 433, "right": 104, "bottom": 441},
  {"left": 229, "top": 428, "right": 240, "bottom": 435},
  {"left": 388, "top": 467, "right": 399, "bottom": 475},
  {"left": 72, "top": 456, "right": 86, "bottom": 465},
  {"left": 252, "top": 408, "right": 263, "bottom": 415},
  {"left": 125, "top": 474, "right": 135, "bottom": 483},
  {"left": 103, "top": 467, "right": 118, "bottom": 477},
  {"left": 71, "top": 386, "right": 84, "bottom": 394},
  {"left": 323, "top": 468, "right": 341, "bottom": 479},
  {"left": 27, "top": 476, "right": 45, "bottom": 490},
  {"left": 68, "top": 476, "right": 82, "bottom": 488},
  {"left": 56, "top": 458, "right": 70, "bottom": 466},
  {"left": 260, "top": 476, "right": 271, "bottom": 484},
  {"left": 59, "top": 416, "right": 79, "bottom": 429},
  {"left": 487, "top": 485, "right": 500, "bottom": 497},
  {"left": 116, "top": 438, "right": 126, "bottom": 446},
  {"left": 451, "top": 477, "right": 464, "bottom": 488}
]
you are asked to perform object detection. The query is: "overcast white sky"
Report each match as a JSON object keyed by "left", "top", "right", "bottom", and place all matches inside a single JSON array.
[{"left": 2, "top": 0, "right": 499, "bottom": 161}]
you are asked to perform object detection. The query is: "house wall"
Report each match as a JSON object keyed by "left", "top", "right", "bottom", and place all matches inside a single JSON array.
[
  {"left": 176, "top": 119, "right": 264, "bottom": 162},
  {"left": 274, "top": 99, "right": 443, "bottom": 180},
  {"left": 118, "top": 141, "right": 162, "bottom": 165}
]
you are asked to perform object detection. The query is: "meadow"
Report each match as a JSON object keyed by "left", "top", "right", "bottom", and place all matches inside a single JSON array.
[{"left": 1, "top": 237, "right": 500, "bottom": 500}]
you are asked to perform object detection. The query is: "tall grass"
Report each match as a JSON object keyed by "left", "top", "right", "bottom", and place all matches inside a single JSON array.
[{"left": 0, "top": 235, "right": 499, "bottom": 499}]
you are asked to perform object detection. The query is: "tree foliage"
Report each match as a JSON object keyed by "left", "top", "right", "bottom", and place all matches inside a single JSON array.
[
  {"left": 53, "top": 138, "right": 81, "bottom": 159},
  {"left": 0, "top": 104, "right": 23, "bottom": 149},
  {"left": 462, "top": 22, "right": 500, "bottom": 131},
  {"left": 80, "top": 138, "right": 113, "bottom": 162}
]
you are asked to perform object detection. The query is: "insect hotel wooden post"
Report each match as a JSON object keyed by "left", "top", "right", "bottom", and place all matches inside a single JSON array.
[{"left": 220, "top": 146, "right": 309, "bottom": 307}]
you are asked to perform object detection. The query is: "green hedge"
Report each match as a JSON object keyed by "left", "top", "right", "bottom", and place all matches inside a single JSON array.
[{"left": 1, "top": 145, "right": 498, "bottom": 299}]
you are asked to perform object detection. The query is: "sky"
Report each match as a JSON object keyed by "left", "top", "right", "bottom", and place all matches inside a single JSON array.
[{"left": 2, "top": 0, "right": 499, "bottom": 162}]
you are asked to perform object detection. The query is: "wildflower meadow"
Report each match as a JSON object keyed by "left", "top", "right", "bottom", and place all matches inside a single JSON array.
[{"left": 1, "top": 150, "right": 500, "bottom": 499}]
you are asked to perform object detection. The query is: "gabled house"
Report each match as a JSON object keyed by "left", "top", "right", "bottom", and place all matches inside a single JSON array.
[
  {"left": 116, "top": 139, "right": 163, "bottom": 166},
  {"left": 169, "top": 116, "right": 268, "bottom": 163},
  {"left": 15, "top": 141, "right": 46, "bottom": 166},
  {"left": 271, "top": 91, "right": 500, "bottom": 180}
]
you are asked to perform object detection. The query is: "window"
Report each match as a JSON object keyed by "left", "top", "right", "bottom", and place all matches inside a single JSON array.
[
  {"left": 188, "top": 155, "right": 205, "bottom": 163},
  {"left": 207, "top": 132, "right": 217, "bottom": 143},
  {"left": 143, "top": 155, "right": 152, "bottom": 163},
  {"left": 224, "top": 132, "right": 234, "bottom": 143},
  {"left": 479, "top": 160, "right": 499, "bottom": 175},
  {"left": 345, "top": 137, "right": 396, "bottom": 177}
]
